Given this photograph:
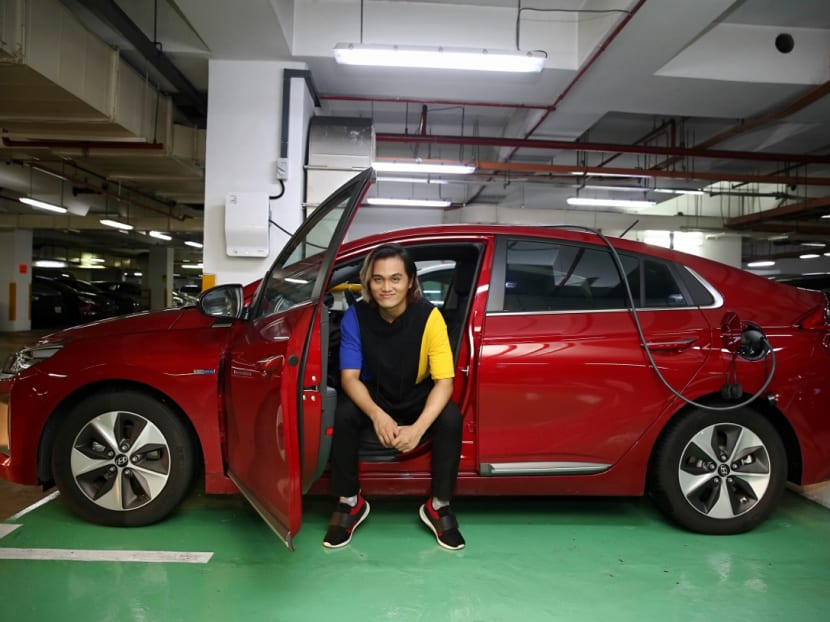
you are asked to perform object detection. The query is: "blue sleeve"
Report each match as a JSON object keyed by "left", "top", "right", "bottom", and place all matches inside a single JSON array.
[{"left": 339, "top": 306, "right": 362, "bottom": 370}]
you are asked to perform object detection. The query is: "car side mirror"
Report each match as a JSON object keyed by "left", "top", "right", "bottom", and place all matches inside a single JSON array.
[{"left": 198, "top": 284, "right": 244, "bottom": 320}]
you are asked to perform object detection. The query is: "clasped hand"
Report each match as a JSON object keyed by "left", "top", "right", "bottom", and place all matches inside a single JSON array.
[{"left": 372, "top": 412, "right": 422, "bottom": 453}]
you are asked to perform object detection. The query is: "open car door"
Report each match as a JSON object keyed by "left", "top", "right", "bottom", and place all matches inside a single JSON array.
[{"left": 223, "top": 168, "right": 374, "bottom": 549}]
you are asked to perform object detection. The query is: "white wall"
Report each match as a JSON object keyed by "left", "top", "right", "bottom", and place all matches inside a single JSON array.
[{"left": 203, "top": 60, "right": 312, "bottom": 287}]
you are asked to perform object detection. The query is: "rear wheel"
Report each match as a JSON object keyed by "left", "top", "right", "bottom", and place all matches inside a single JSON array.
[
  {"left": 52, "top": 390, "right": 196, "bottom": 526},
  {"left": 648, "top": 408, "right": 786, "bottom": 534}
]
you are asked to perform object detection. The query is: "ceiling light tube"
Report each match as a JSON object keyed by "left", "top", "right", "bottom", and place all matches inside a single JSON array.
[
  {"left": 185, "top": 241, "right": 204, "bottom": 248},
  {"left": 99, "top": 218, "right": 134, "bottom": 231},
  {"left": 19, "top": 197, "right": 68, "bottom": 214},
  {"left": 799, "top": 254, "right": 821, "bottom": 259},
  {"left": 377, "top": 176, "right": 449, "bottom": 185},
  {"left": 746, "top": 260, "right": 776, "bottom": 268},
  {"left": 149, "top": 231, "right": 172, "bottom": 241},
  {"left": 181, "top": 263, "right": 204, "bottom": 270},
  {"left": 334, "top": 43, "right": 546, "bottom": 73},
  {"left": 34, "top": 260, "right": 68, "bottom": 268},
  {"left": 373, "top": 162, "right": 475, "bottom": 175},
  {"left": 571, "top": 171, "right": 654, "bottom": 179},
  {"left": 654, "top": 188, "right": 706, "bottom": 196},
  {"left": 366, "top": 198, "right": 452, "bottom": 208},
  {"left": 567, "top": 197, "right": 656, "bottom": 208}
]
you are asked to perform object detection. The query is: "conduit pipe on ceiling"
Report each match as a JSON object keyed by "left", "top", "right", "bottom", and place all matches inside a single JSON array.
[
  {"left": 23, "top": 162, "right": 186, "bottom": 221},
  {"left": 654, "top": 79, "right": 830, "bottom": 170},
  {"left": 725, "top": 195, "right": 830, "bottom": 227},
  {"left": 3, "top": 138, "right": 166, "bottom": 151},
  {"left": 375, "top": 133, "right": 830, "bottom": 165}
]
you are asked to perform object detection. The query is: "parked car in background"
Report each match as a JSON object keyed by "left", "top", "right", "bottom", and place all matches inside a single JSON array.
[
  {"left": 30, "top": 276, "right": 119, "bottom": 328},
  {"left": 92, "top": 281, "right": 149, "bottom": 311},
  {"left": 773, "top": 273, "right": 830, "bottom": 293},
  {"left": 3, "top": 169, "right": 830, "bottom": 549}
]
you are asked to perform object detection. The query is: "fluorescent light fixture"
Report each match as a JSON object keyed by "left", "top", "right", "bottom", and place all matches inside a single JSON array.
[
  {"left": 799, "top": 253, "right": 821, "bottom": 259},
  {"left": 373, "top": 162, "right": 475, "bottom": 175},
  {"left": 377, "top": 176, "right": 449, "bottom": 185},
  {"left": 654, "top": 188, "right": 705, "bottom": 196},
  {"left": 100, "top": 218, "right": 133, "bottom": 231},
  {"left": 747, "top": 260, "right": 776, "bottom": 268},
  {"left": 800, "top": 241, "right": 826, "bottom": 247},
  {"left": 366, "top": 198, "right": 452, "bottom": 208},
  {"left": 567, "top": 197, "right": 656, "bottom": 208},
  {"left": 181, "top": 263, "right": 204, "bottom": 270},
  {"left": 571, "top": 171, "right": 654, "bottom": 179},
  {"left": 19, "top": 197, "right": 67, "bottom": 214},
  {"left": 149, "top": 231, "right": 172, "bottom": 241},
  {"left": 133, "top": 272, "right": 143, "bottom": 277},
  {"left": 185, "top": 241, "right": 204, "bottom": 249},
  {"left": 333, "top": 43, "right": 546, "bottom": 73},
  {"left": 34, "top": 260, "right": 68, "bottom": 268},
  {"left": 822, "top": 214, "right": 830, "bottom": 219}
]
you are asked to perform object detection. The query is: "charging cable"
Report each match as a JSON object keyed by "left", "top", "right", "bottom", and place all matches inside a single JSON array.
[{"left": 545, "top": 224, "right": 776, "bottom": 412}]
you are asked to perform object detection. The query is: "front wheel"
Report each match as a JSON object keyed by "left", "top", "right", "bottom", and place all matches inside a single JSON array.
[
  {"left": 52, "top": 390, "right": 197, "bottom": 527},
  {"left": 648, "top": 408, "right": 787, "bottom": 534}
]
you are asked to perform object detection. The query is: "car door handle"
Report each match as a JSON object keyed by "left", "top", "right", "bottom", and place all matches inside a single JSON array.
[{"left": 645, "top": 338, "right": 697, "bottom": 352}]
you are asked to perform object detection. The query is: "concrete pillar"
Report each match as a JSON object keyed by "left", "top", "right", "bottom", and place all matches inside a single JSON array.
[
  {"left": 148, "top": 247, "right": 174, "bottom": 311},
  {"left": 0, "top": 230, "right": 33, "bottom": 331},
  {"left": 203, "top": 60, "right": 315, "bottom": 288}
]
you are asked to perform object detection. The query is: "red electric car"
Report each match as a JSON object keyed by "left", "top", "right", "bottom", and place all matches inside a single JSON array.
[{"left": 2, "top": 168, "right": 829, "bottom": 548}]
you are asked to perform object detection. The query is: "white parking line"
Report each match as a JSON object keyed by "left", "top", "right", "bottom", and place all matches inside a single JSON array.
[
  {"left": 0, "top": 548, "right": 213, "bottom": 563},
  {"left": 6, "top": 490, "right": 60, "bottom": 521},
  {"left": 0, "top": 524, "right": 21, "bottom": 539}
]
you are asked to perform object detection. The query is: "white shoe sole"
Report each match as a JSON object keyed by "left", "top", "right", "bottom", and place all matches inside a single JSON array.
[{"left": 418, "top": 504, "right": 465, "bottom": 550}]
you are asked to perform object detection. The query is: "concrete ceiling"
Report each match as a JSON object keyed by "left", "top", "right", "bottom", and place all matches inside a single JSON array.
[{"left": 1, "top": 0, "right": 830, "bottom": 274}]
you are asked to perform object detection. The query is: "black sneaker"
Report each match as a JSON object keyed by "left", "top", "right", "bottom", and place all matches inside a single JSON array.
[
  {"left": 419, "top": 501, "right": 466, "bottom": 550},
  {"left": 322, "top": 495, "right": 370, "bottom": 549}
]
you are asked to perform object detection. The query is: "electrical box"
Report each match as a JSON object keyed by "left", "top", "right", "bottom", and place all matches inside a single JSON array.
[{"left": 224, "top": 192, "right": 269, "bottom": 257}]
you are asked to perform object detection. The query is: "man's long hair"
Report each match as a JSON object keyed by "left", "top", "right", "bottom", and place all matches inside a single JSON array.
[{"left": 359, "top": 243, "right": 422, "bottom": 306}]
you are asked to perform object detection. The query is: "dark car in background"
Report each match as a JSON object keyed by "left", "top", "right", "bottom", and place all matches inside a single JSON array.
[
  {"left": 92, "top": 281, "right": 149, "bottom": 311},
  {"left": 31, "top": 276, "right": 119, "bottom": 328},
  {"left": 774, "top": 273, "right": 830, "bottom": 293}
]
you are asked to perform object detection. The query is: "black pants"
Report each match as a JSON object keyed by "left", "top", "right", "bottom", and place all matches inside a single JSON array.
[{"left": 330, "top": 394, "right": 463, "bottom": 500}]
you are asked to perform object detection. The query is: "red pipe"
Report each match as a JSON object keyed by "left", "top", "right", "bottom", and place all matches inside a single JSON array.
[
  {"left": 509, "top": 0, "right": 648, "bottom": 161},
  {"left": 376, "top": 132, "right": 830, "bottom": 165}
]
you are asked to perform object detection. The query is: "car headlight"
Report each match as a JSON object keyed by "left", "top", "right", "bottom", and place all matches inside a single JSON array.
[{"left": 1, "top": 344, "right": 63, "bottom": 378}]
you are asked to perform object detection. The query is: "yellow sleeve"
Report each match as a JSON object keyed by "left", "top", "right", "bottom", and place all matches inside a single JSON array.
[{"left": 417, "top": 307, "right": 455, "bottom": 383}]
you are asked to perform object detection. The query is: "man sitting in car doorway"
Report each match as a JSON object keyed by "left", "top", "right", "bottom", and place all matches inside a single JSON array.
[{"left": 323, "top": 243, "right": 466, "bottom": 550}]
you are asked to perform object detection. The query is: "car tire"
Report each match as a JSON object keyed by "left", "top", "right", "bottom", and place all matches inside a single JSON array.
[
  {"left": 648, "top": 408, "right": 786, "bottom": 534},
  {"left": 52, "top": 390, "right": 196, "bottom": 527}
]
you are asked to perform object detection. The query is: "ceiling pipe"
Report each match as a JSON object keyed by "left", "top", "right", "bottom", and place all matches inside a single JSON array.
[
  {"left": 506, "top": 0, "right": 648, "bottom": 160},
  {"left": 3, "top": 138, "right": 166, "bottom": 151},
  {"left": 654, "top": 79, "right": 830, "bottom": 170},
  {"left": 725, "top": 195, "right": 830, "bottom": 227},
  {"left": 375, "top": 133, "right": 830, "bottom": 165},
  {"left": 731, "top": 221, "right": 830, "bottom": 236}
]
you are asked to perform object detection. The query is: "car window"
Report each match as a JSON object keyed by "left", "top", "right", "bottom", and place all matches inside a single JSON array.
[
  {"left": 499, "top": 239, "right": 690, "bottom": 312},
  {"left": 252, "top": 191, "right": 352, "bottom": 319},
  {"left": 417, "top": 262, "right": 456, "bottom": 307}
]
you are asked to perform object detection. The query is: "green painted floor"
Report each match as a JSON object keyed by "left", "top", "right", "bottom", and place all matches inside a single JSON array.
[{"left": 1, "top": 491, "right": 829, "bottom": 621}]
